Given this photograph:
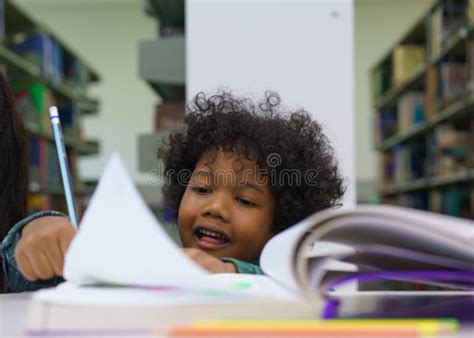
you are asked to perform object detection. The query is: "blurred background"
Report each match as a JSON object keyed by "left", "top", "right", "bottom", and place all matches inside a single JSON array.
[{"left": 1, "top": 0, "right": 472, "bottom": 223}]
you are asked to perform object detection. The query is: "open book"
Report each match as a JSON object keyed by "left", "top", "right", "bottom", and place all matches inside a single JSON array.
[
  {"left": 27, "top": 154, "right": 474, "bottom": 332},
  {"left": 261, "top": 201, "right": 474, "bottom": 294},
  {"left": 38, "top": 154, "right": 474, "bottom": 301}
]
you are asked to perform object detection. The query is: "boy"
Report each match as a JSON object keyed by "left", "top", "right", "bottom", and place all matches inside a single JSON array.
[{"left": 1, "top": 91, "right": 345, "bottom": 292}]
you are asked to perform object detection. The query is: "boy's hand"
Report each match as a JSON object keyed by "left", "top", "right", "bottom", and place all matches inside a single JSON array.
[
  {"left": 14, "top": 216, "right": 76, "bottom": 281},
  {"left": 182, "top": 248, "right": 237, "bottom": 273}
]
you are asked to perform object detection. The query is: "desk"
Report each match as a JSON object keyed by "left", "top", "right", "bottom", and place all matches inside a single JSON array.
[
  {"left": 1, "top": 292, "right": 474, "bottom": 337},
  {"left": 0, "top": 293, "right": 30, "bottom": 337}
]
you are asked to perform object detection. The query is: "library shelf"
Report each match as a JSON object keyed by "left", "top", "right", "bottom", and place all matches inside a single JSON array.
[
  {"left": 2, "top": 0, "right": 101, "bottom": 215},
  {"left": 377, "top": 93, "right": 474, "bottom": 151},
  {"left": 372, "top": 0, "right": 474, "bottom": 219}
]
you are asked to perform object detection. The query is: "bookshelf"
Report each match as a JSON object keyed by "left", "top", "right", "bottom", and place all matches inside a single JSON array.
[
  {"left": 372, "top": 0, "right": 474, "bottom": 219},
  {"left": 138, "top": 1, "right": 185, "bottom": 219},
  {"left": 0, "top": 0, "right": 100, "bottom": 216}
]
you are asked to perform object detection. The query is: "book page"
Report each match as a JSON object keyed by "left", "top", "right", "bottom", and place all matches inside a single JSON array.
[
  {"left": 34, "top": 275, "right": 298, "bottom": 307},
  {"left": 261, "top": 204, "right": 474, "bottom": 294},
  {"left": 297, "top": 206, "right": 474, "bottom": 292},
  {"left": 314, "top": 210, "right": 474, "bottom": 260},
  {"left": 64, "top": 153, "right": 208, "bottom": 288},
  {"left": 259, "top": 208, "right": 345, "bottom": 292}
]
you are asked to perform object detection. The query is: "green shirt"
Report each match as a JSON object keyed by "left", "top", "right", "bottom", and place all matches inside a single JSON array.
[{"left": 1, "top": 212, "right": 264, "bottom": 292}]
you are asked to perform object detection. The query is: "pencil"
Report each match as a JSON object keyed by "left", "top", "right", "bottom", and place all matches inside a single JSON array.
[{"left": 49, "top": 106, "right": 79, "bottom": 229}]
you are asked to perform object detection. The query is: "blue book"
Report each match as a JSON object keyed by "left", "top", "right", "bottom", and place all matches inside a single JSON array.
[
  {"left": 52, "top": 39, "right": 64, "bottom": 83},
  {"left": 12, "top": 33, "right": 55, "bottom": 80}
]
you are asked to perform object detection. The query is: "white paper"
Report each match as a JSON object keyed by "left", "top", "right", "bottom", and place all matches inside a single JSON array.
[
  {"left": 64, "top": 153, "right": 209, "bottom": 288},
  {"left": 34, "top": 275, "right": 298, "bottom": 306},
  {"left": 261, "top": 204, "right": 474, "bottom": 294},
  {"left": 260, "top": 208, "right": 344, "bottom": 292}
]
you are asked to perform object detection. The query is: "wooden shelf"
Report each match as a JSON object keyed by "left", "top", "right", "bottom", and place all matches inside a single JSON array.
[
  {"left": 4, "top": 0, "right": 100, "bottom": 82},
  {"left": 372, "top": 0, "right": 474, "bottom": 219},
  {"left": 380, "top": 170, "right": 474, "bottom": 195},
  {"left": 376, "top": 93, "right": 474, "bottom": 151},
  {"left": 77, "top": 141, "right": 99, "bottom": 156},
  {"left": 380, "top": 177, "right": 430, "bottom": 195},
  {"left": 4, "top": 0, "right": 100, "bottom": 205},
  {"left": 76, "top": 98, "right": 99, "bottom": 115},
  {"left": 375, "top": 62, "right": 427, "bottom": 110},
  {"left": 29, "top": 184, "right": 96, "bottom": 197},
  {"left": 25, "top": 121, "right": 76, "bottom": 147},
  {"left": 430, "top": 170, "right": 474, "bottom": 188},
  {"left": 370, "top": 1, "right": 436, "bottom": 76},
  {"left": 374, "top": 21, "right": 474, "bottom": 110},
  {"left": 25, "top": 121, "right": 99, "bottom": 155},
  {"left": 0, "top": 45, "right": 99, "bottom": 112},
  {"left": 0, "top": 45, "right": 40, "bottom": 76}
]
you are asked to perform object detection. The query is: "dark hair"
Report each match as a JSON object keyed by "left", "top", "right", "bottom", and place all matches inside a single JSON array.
[
  {"left": 0, "top": 74, "right": 28, "bottom": 292},
  {"left": 159, "top": 90, "right": 345, "bottom": 234},
  {"left": 0, "top": 74, "right": 28, "bottom": 241}
]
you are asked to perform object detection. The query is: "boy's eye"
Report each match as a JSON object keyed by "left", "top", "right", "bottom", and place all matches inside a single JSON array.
[
  {"left": 237, "top": 197, "right": 257, "bottom": 207},
  {"left": 192, "top": 187, "right": 211, "bottom": 194}
]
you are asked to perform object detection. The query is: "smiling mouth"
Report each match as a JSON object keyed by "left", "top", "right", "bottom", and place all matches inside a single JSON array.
[{"left": 193, "top": 227, "right": 230, "bottom": 249}]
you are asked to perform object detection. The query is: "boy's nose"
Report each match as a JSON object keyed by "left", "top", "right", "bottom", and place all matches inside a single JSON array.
[{"left": 201, "top": 194, "right": 230, "bottom": 222}]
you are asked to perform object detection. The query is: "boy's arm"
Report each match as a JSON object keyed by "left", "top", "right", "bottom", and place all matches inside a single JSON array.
[
  {"left": 221, "top": 257, "right": 264, "bottom": 275},
  {"left": 1, "top": 211, "right": 65, "bottom": 292}
]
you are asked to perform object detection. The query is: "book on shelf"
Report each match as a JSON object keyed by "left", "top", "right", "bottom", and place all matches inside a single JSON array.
[
  {"left": 13, "top": 82, "right": 56, "bottom": 135},
  {"left": 63, "top": 58, "right": 90, "bottom": 90},
  {"left": 431, "top": 123, "right": 472, "bottom": 177},
  {"left": 392, "top": 45, "right": 425, "bottom": 88},
  {"left": 28, "top": 138, "right": 80, "bottom": 193},
  {"left": 468, "top": 0, "right": 474, "bottom": 22},
  {"left": 378, "top": 152, "right": 395, "bottom": 188},
  {"left": 13, "top": 81, "right": 82, "bottom": 139},
  {"left": 433, "top": 123, "right": 471, "bottom": 149},
  {"left": 371, "top": 61, "right": 391, "bottom": 100},
  {"left": 425, "top": 65, "right": 439, "bottom": 120},
  {"left": 2, "top": 1, "right": 98, "bottom": 220},
  {"left": 392, "top": 142, "right": 426, "bottom": 185},
  {"left": 59, "top": 105, "right": 80, "bottom": 139},
  {"left": 440, "top": 187, "right": 470, "bottom": 218},
  {"left": 375, "top": 107, "right": 397, "bottom": 142},
  {"left": 396, "top": 91, "right": 425, "bottom": 134},
  {"left": 8, "top": 31, "right": 91, "bottom": 89},
  {"left": 10, "top": 32, "right": 63, "bottom": 83},
  {"left": 400, "top": 192, "right": 429, "bottom": 212},
  {"left": 428, "top": 4, "right": 443, "bottom": 58},
  {"left": 374, "top": 0, "right": 474, "bottom": 220},
  {"left": 439, "top": 62, "right": 469, "bottom": 105},
  {"left": 442, "top": 0, "right": 468, "bottom": 41},
  {"left": 32, "top": 154, "right": 474, "bottom": 318},
  {"left": 468, "top": 40, "right": 474, "bottom": 91},
  {"left": 28, "top": 139, "right": 58, "bottom": 191}
]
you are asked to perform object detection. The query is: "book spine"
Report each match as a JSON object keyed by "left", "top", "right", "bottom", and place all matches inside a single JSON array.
[{"left": 392, "top": 46, "right": 425, "bottom": 88}]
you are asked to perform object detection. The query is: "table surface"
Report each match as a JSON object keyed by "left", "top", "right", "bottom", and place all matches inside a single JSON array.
[
  {"left": 1, "top": 292, "right": 474, "bottom": 337},
  {"left": 0, "top": 293, "right": 30, "bottom": 338}
]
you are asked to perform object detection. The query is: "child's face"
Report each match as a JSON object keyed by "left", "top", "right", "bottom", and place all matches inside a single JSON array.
[{"left": 177, "top": 148, "right": 274, "bottom": 262}]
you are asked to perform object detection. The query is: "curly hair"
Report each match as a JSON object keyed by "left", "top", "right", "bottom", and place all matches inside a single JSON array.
[{"left": 159, "top": 91, "right": 345, "bottom": 234}]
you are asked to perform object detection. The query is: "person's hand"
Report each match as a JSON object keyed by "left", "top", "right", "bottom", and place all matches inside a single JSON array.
[
  {"left": 14, "top": 216, "right": 76, "bottom": 281},
  {"left": 182, "top": 248, "right": 237, "bottom": 273}
]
